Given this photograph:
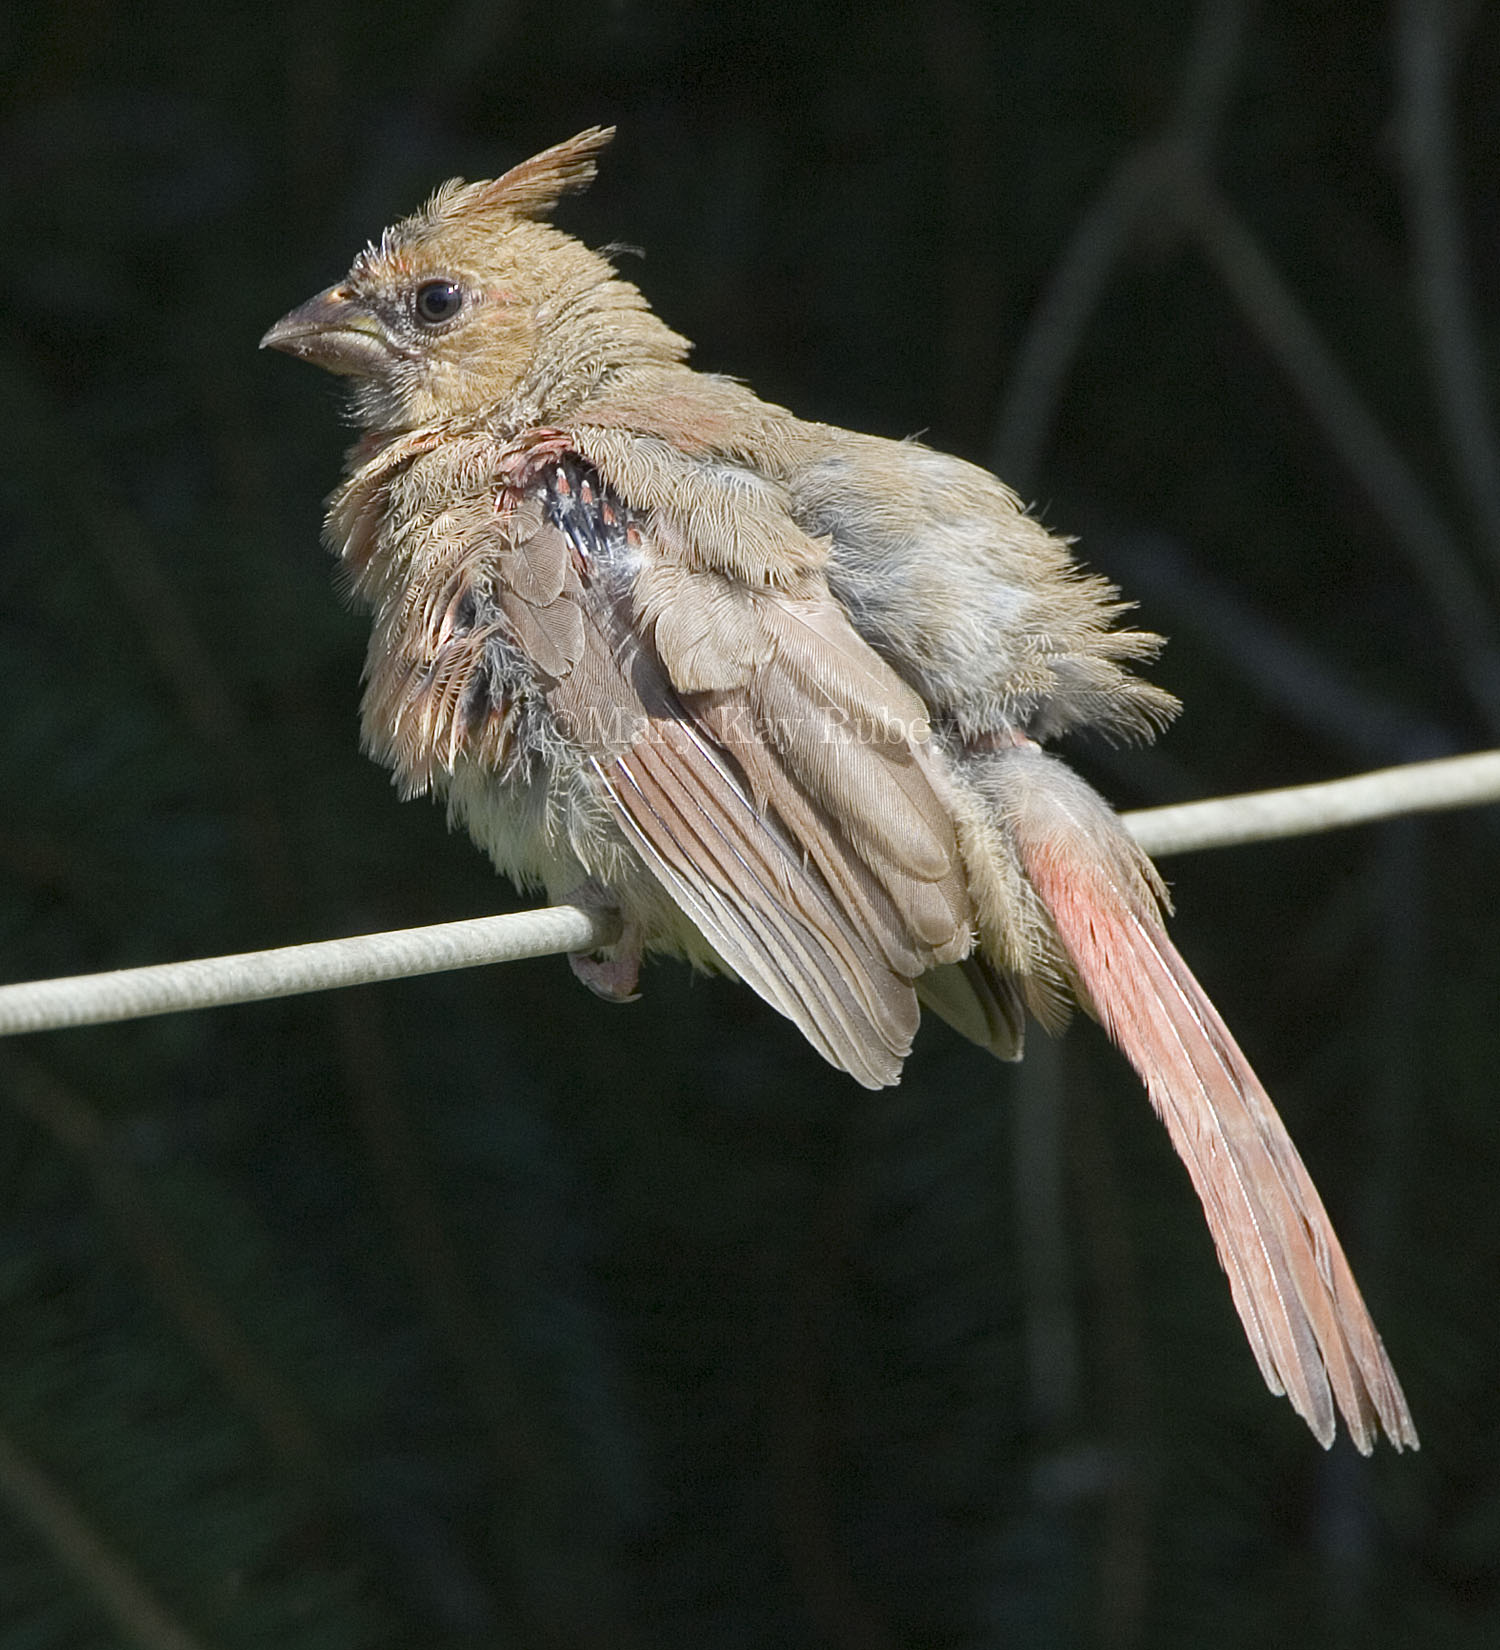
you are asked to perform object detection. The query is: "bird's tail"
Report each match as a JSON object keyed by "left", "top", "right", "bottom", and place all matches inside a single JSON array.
[{"left": 965, "top": 742, "right": 1416, "bottom": 1451}]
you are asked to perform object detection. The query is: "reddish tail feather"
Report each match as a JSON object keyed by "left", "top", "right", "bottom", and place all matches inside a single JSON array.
[{"left": 1001, "top": 752, "right": 1416, "bottom": 1451}]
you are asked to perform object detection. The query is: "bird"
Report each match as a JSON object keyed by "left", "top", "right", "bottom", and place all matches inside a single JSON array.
[{"left": 263, "top": 126, "right": 1416, "bottom": 1454}]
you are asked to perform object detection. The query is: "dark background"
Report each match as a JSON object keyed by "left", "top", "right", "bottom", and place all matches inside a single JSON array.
[{"left": 2, "top": 2, "right": 1498, "bottom": 1645}]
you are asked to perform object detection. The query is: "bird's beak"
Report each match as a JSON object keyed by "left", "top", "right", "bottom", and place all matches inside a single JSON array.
[{"left": 260, "top": 286, "right": 398, "bottom": 376}]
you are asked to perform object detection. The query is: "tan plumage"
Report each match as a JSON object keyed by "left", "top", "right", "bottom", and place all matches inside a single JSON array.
[{"left": 263, "top": 127, "right": 1416, "bottom": 1452}]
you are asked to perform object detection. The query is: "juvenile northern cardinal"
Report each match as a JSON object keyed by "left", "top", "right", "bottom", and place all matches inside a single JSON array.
[{"left": 263, "top": 127, "right": 1415, "bottom": 1453}]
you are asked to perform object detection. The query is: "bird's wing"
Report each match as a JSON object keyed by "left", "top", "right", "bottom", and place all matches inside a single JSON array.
[
  {"left": 916, "top": 957, "right": 1026, "bottom": 1061},
  {"left": 509, "top": 442, "right": 973, "bottom": 1087}
]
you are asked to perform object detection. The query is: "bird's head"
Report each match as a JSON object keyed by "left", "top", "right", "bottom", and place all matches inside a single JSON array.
[{"left": 262, "top": 127, "right": 688, "bottom": 432}]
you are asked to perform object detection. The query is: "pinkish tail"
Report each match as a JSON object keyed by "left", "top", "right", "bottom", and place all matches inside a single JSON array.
[{"left": 994, "top": 746, "right": 1415, "bottom": 1450}]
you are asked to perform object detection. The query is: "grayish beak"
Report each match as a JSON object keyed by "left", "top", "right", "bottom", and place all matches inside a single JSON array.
[{"left": 261, "top": 286, "right": 398, "bottom": 376}]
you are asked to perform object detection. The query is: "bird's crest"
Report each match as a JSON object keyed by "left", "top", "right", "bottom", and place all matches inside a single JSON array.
[{"left": 426, "top": 127, "right": 615, "bottom": 228}]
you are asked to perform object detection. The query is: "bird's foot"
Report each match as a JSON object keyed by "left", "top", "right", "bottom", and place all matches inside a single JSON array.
[{"left": 564, "top": 883, "right": 642, "bottom": 1002}]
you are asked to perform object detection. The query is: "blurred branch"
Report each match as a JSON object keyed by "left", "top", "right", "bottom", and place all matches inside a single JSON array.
[
  {"left": 1012, "top": 1032, "right": 1079, "bottom": 1429},
  {"left": 2, "top": 355, "right": 300, "bottom": 931},
  {"left": 990, "top": 144, "right": 1161, "bottom": 491},
  {"left": 1394, "top": 0, "right": 1500, "bottom": 575},
  {"left": 0, "top": 1427, "right": 216, "bottom": 1650},
  {"left": 992, "top": 0, "right": 1500, "bottom": 733},
  {"left": 1101, "top": 529, "right": 1456, "bottom": 762},
  {"left": 1069, "top": 1057, "right": 1157, "bottom": 1649},
  {"left": 0, "top": 754, "right": 1496, "bottom": 1036},
  {"left": 991, "top": 0, "right": 1250, "bottom": 488},
  {"left": 769, "top": 1121, "right": 899, "bottom": 1650},
  {"left": 1179, "top": 177, "right": 1500, "bottom": 731},
  {"left": 0, "top": 1051, "right": 333, "bottom": 1490},
  {"left": 333, "top": 994, "right": 552, "bottom": 1489},
  {"left": 87, "top": 503, "right": 300, "bottom": 926},
  {"left": 1314, "top": 818, "right": 1427, "bottom": 1628}
]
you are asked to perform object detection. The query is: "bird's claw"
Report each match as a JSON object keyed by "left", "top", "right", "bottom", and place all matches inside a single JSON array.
[{"left": 565, "top": 882, "right": 642, "bottom": 1002}]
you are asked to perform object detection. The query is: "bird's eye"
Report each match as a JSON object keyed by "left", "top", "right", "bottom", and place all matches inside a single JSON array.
[{"left": 413, "top": 279, "right": 463, "bottom": 325}]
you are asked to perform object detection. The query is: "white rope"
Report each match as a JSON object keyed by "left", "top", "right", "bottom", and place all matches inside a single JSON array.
[
  {"left": 0, "top": 907, "right": 616, "bottom": 1038},
  {"left": 1, "top": 750, "right": 1496, "bottom": 1039},
  {"left": 1124, "top": 748, "right": 1500, "bottom": 855}
]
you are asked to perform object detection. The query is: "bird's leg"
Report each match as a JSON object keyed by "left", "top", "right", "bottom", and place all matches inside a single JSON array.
[{"left": 563, "top": 879, "right": 643, "bottom": 1002}]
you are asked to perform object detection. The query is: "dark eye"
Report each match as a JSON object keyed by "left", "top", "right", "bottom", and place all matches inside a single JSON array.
[{"left": 413, "top": 279, "right": 463, "bottom": 325}]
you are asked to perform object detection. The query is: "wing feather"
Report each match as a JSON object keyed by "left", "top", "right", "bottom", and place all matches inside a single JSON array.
[
  {"left": 498, "top": 446, "right": 977, "bottom": 1085},
  {"left": 600, "top": 728, "right": 914, "bottom": 1086}
]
